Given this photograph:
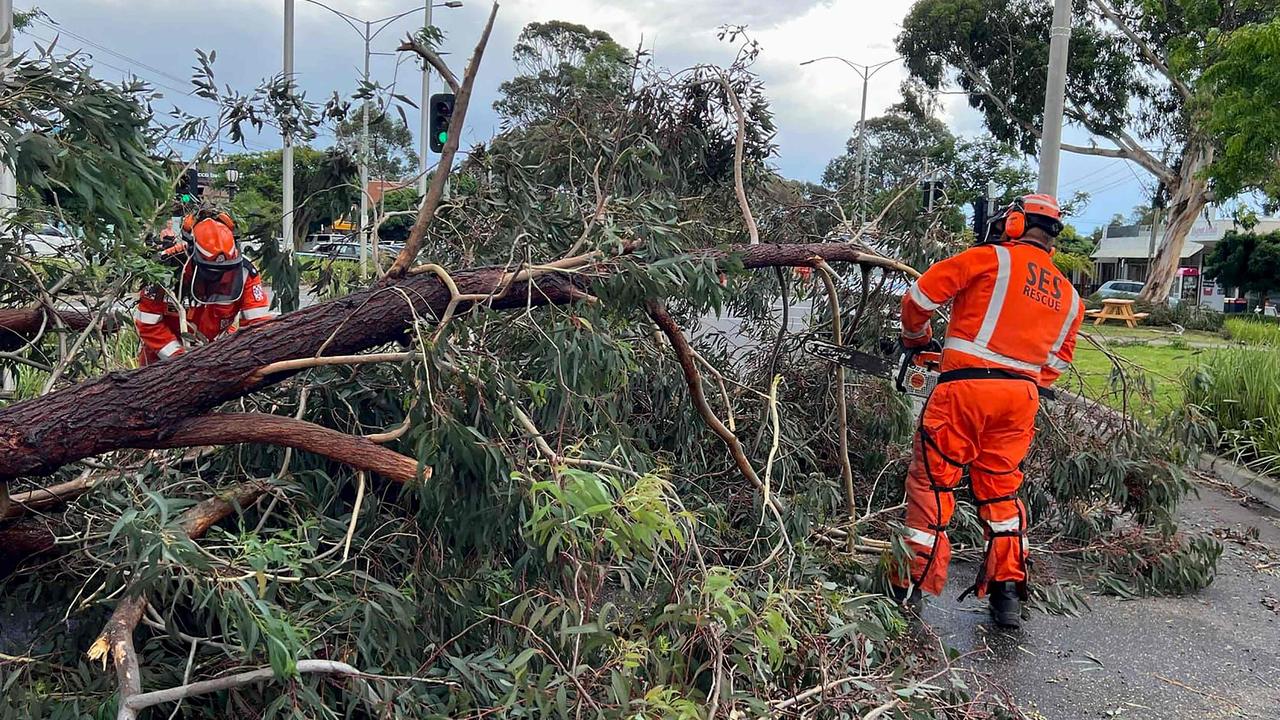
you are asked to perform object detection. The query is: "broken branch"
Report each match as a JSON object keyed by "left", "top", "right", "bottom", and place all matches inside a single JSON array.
[{"left": 142, "top": 414, "right": 425, "bottom": 485}]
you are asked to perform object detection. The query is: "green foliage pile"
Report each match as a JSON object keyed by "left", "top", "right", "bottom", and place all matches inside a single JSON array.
[{"left": 1132, "top": 300, "right": 1225, "bottom": 332}]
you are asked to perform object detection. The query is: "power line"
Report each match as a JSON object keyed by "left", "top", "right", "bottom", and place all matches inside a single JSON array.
[
  {"left": 22, "top": 29, "right": 281, "bottom": 154},
  {"left": 32, "top": 17, "right": 194, "bottom": 88}
]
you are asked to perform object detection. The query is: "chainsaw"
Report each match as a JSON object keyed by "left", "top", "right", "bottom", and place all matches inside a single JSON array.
[{"left": 802, "top": 336, "right": 943, "bottom": 398}]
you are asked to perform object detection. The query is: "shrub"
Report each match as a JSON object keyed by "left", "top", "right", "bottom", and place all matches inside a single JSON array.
[
  {"left": 1225, "top": 317, "right": 1280, "bottom": 347},
  {"left": 1184, "top": 348, "right": 1280, "bottom": 475}
]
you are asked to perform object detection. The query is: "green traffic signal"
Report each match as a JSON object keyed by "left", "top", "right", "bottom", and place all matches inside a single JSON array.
[
  {"left": 437, "top": 131, "right": 448, "bottom": 144},
  {"left": 181, "top": 194, "right": 192, "bottom": 202}
]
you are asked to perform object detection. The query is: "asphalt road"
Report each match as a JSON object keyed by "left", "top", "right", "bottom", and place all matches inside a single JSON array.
[{"left": 925, "top": 481, "right": 1280, "bottom": 719}]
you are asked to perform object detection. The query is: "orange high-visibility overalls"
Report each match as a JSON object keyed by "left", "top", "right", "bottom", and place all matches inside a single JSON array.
[
  {"left": 134, "top": 263, "right": 274, "bottom": 365},
  {"left": 893, "top": 240, "right": 1084, "bottom": 599}
]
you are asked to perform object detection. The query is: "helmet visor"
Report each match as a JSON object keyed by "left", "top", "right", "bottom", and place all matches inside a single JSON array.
[{"left": 188, "top": 259, "right": 246, "bottom": 304}]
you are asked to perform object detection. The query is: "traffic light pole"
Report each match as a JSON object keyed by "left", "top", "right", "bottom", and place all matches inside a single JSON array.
[
  {"left": 418, "top": 0, "right": 433, "bottom": 198},
  {"left": 359, "top": 23, "right": 371, "bottom": 276}
]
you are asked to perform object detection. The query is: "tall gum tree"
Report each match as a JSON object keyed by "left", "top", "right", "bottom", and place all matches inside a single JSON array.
[{"left": 897, "top": 0, "right": 1280, "bottom": 301}]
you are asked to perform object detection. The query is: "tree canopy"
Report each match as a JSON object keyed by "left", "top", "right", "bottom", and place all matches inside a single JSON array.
[
  {"left": 334, "top": 113, "right": 419, "bottom": 181},
  {"left": 1204, "top": 229, "right": 1280, "bottom": 297}
]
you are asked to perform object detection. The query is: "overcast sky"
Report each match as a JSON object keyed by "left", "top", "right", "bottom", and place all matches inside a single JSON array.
[{"left": 15, "top": 0, "right": 1149, "bottom": 230}]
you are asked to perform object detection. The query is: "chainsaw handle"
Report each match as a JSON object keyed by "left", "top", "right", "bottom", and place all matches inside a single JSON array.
[{"left": 894, "top": 340, "right": 942, "bottom": 394}]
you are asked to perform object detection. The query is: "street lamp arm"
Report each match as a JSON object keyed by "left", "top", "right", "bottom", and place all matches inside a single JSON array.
[
  {"left": 369, "top": 6, "right": 429, "bottom": 41},
  {"left": 801, "top": 55, "right": 865, "bottom": 76},
  {"left": 865, "top": 56, "right": 903, "bottom": 79},
  {"left": 399, "top": 34, "right": 460, "bottom": 93},
  {"left": 301, "top": 0, "right": 364, "bottom": 36}
]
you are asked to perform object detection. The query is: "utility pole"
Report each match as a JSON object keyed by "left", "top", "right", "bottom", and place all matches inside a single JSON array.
[
  {"left": 359, "top": 22, "right": 371, "bottom": 276},
  {"left": 418, "top": 0, "right": 434, "bottom": 197},
  {"left": 282, "top": 0, "right": 295, "bottom": 252},
  {"left": 1037, "top": 0, "right": 1073, "bottom": 195},
  {"left": 0, "top": 0, "right": 16, "bottom": 212}
]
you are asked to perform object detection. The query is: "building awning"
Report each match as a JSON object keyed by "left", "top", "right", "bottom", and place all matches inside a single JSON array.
[{"left": 1092, "top": 236, "right": 1205, "bottom": 260}]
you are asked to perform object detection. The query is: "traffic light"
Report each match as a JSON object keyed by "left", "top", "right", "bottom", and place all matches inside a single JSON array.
[
  {"left": 179, "top": 168, "right": 200, "bottom": 203},
  {"left": 429, "top": 93, "right": 456, "bottom": 153}
]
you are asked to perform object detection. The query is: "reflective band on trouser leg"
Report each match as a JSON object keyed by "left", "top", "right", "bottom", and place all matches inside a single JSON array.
[
  {"left": 157, "top": 340, "right": 183, "bottom": 359},
  {"left": 896, "top": 424, "right": 964, "bottom": 596},
  {"left": 958, "top": 492, "right": 1029, "bottom": 601},
  {"left": 906, "top": 527, "right": 937, "bottom": 548},
  {"left": 134, "top": 310, "right": 163, "bottom": 325}
]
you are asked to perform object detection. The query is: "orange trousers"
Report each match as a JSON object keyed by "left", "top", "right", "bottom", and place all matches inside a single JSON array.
[{"left": 891, "top": 378, "right": 1039, "bottom": 598}]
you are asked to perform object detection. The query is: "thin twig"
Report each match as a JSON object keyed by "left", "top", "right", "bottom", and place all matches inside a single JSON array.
[{"left": 713, "top": 70, "right": 758, "bottom": 245}]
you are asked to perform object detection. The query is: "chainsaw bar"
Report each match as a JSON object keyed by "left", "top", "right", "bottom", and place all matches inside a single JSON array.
[
  {"left": 801, "top": 339, "right": 895, "bottom": 377},
  {"left": 802, "top": 337, "right": 940, "bottom": 398}
]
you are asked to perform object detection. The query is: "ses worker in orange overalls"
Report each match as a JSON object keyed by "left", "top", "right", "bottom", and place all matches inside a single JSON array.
[
  {"left": 890, "top": 193, "right": 1084, "bottom": 628},
  {"left": 134, "top": 212, "right": 275, "bottom": 365}
]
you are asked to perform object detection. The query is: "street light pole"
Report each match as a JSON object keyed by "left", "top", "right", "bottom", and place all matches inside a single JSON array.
[
  {"left": 359, "top": 22, "right": 371, "bottom": 276},
  {"left": 0, "top": 0, "right": 16, "bottom": 212},
  {"left": 282, "top": 0, "right": 295, "bottom": 251},
  {"left": 800, "top": 55, "right": 900, "bottom": 226},
  {"left": 1037, "top": 0, "right": 1073, "bottom": 195},
  {"left": 303, "top": 1, "right": 455, "bottom": 275}
]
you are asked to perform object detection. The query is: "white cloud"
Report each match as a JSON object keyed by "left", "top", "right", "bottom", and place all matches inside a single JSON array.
[{"left": 15, "top": 0, "right": 1155, "bottom": 222}]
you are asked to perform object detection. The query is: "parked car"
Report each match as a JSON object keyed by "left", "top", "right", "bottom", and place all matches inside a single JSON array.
[
  {"left": 304, "top": 242, "right": 361, "bottom": 261},
  {"left": 23, "top": 225, "right": 76, "bottom": 256},
  {"left": 1096, "top": 280, "right": 1145, "bottom": 299},
  {"left": 300, "top": 233, "right": 352, "bottom": 254}
]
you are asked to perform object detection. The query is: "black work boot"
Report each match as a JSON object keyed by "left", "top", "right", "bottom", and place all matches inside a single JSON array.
[
  {"left": 889, "top": 584, "right": 923, "bottom": 612},
  {"left": 988, "top": 581, "right": 1022, "bottom": 628}
]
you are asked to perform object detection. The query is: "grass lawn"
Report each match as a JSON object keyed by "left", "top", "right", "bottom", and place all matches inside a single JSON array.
[{"left": 1064, "top": 335, "right": 1218, "bottom": 415}]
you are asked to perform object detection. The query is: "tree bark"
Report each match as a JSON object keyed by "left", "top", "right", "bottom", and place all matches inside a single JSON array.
[
  {"left": 1140, "top": 141, "right": 1213, "bottom": 303},
  {"left": 0, "top": 306, "right": 112, "bottom": 351},
  {"left": 0, "top": 242, "right": 906, "bottom": 483}
]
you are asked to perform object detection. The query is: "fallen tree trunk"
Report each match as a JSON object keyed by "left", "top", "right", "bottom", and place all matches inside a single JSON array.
[{"left": 0, "top": 242, "right": 907, "bottom": 482}]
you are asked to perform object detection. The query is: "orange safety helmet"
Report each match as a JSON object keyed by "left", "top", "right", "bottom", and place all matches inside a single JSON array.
[
  {"left": 990, "top": 193, "right": 1063, "bottom": 243},
  {"left": 185, "top": 217, "right": 245, "bottom": 304}
]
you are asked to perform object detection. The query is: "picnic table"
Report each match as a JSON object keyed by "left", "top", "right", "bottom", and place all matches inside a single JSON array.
[{"left": 1085, "top": 298, "right": 1149, "bottom": 328}]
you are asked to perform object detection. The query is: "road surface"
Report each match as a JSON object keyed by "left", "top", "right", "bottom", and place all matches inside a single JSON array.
[{"left": 926, "top": 480, "right": 1280, "bottom": 719}]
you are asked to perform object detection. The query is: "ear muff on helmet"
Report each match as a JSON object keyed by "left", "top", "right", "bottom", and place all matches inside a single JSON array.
[{"left": 1004, "top": 206, "right": 1027, "bottom": 239}]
